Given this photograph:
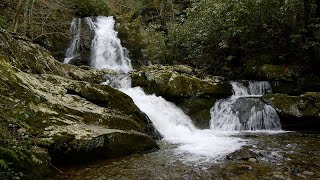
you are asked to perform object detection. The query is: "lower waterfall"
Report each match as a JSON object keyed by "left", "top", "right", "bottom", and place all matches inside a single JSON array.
[
  {"left": 121, "top": 87, "right": 245, "bottom": 160},
  {"left": 210, "top": 82, "right": 282, "bottom": 131}
]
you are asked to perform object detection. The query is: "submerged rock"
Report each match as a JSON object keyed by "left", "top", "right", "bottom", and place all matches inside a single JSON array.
[
  {"left": 262, "top": 93, "right": 320, "bottom": 130},
  {"left": 227, "top": 146, "right": 259, "bottom": 161},
  {"left": 132, "top": 65, "right": 232, "bottom": 128},
  {"left": 232, "top": 98, "right": 266, "bottom": 123}
]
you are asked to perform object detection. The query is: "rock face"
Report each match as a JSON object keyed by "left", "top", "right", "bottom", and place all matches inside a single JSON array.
[
  {"left": 244, "top": 59, "right": 320, "bottom": 95},
  {"left": 232, "top": 98, "right": 266, "bottom": 123},
  {"left": 262, "top": 93, "right": 320, "bottom": 130},
  {"left": 132, "top": 65, "right": 233, "bottom": 128},
  {"left": 0, "top": 29, "right": 159, "bottom": 175}
]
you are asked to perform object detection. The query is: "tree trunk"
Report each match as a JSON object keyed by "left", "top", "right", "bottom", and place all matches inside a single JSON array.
[
  {"left": 22, "top": 0, "right": 30, "bottom": 36},
  {"left": 13, "top": 0, "right": 23, "bottom": 33},
  {"left": 316, "top": 0, "right": 320, "bottom": 18},
  {"left": 304, "top": 0, "right": 311, "bottom": 27}
]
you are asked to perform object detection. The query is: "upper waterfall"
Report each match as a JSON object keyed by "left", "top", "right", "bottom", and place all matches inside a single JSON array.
[
  {"left": 86, "top": 16, "right": 132, "bottom": 73},
  {"left": 64, "top": 18, "right": 81, "bottom": 64},
  {"left": 210, "top": 81, "right": 282, "bottom": 131}
]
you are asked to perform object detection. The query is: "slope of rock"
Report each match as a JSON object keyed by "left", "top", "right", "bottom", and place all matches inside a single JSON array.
[
  {"left": 262, "top": 93, "right": 320, "bottom": 130},
  {"left": 0, "top": 29, "right": 159, "bottom": 178}
]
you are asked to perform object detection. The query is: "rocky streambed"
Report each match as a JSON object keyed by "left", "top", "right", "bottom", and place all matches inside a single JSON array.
[
  {"left": 1, "top": 28, "right": 320, "bottom": 179},
  {"left": 54, "top": 131, "right": 320, "bottom": 179}
]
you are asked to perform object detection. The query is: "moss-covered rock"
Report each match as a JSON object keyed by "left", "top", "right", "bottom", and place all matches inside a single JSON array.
[
  {"left": 0, "top": 29, "right": 160, "bottom": 178},
  {"left": 0, "top": 29, "right": 108, "bottom": 84},
  {"left": 262, "top": 93, "right": 320, "bottom": 130},
  {"left": 49, "top": 126, "right": 158, "bottom": 164},
  {"left": 132, "top": 65, "right": 232, "bottom": 128}
]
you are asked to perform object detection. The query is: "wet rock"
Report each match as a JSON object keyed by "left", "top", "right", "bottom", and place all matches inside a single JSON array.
[
  {"left": 262, "top": 93, "right": 320, "bottom": 131},
  {"left": 132, "top": 65, "right": 232, "bottom": 128},
  {"left": 227, "top": 146, "right": 259, "bottom": 161},
  {"left": 232, "top": 98, "right": 265, "bottom": 123}
]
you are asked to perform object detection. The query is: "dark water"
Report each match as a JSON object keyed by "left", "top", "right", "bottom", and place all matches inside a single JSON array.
[{"left": 53, "top": 132, "right": 320, "bottom": 180}]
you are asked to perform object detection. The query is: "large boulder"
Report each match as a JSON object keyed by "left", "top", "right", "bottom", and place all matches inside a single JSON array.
[
  {"left": 0, "top": 29, "right": 159, "bottom": 177},
  {"left": 132, "top": 65, "right": 232, "bottom": 128},
  {"left": 262, "top": 93, "right": 320, "bottom": 130}
]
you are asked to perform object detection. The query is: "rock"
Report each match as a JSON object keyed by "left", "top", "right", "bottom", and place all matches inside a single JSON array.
[
  {"left": 0, "top": 29, "right": 109, "bottom": 84},
  {"left": 227, "top": 146, "right": 259, "bottom": 161},
  {"left": 262, "top": 93, "right": 320, "bottom": 130},
  {"left": 0, "top": 29, "right": 160, "bottom": 168},
  {"left": 258, "top": 64, "right": 301, "bottom": 82},
  {"left": 303, "top": 171, "right": 315, "bottom": 176},
  {"left": 273, "top": 174, "right": 286, "bottom": 179},
  {"left": 248, "top": 158, "right": 257, "bottom": 162},
  {"left": 17, "top": 128, "right": 26, "bottom": 135},
  {"left": 132, "top": 65, "right": 232, "bottom": 128},
  {"left": 232, "top": 98, "right": 266, "bottom": 123},
  {"left": 48, "top": 125, "right": 158, "bottom": 164}
]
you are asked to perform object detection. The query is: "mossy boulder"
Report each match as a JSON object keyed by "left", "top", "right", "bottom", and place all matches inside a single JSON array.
[
  {"left": 132, "top": 65, "right": 232, "bottom": 128},
  {"left": 258, "top": 64, "right": 295, "bottom": 82},
  {"left": 48, "top": 125, "right": 158, "bottom": 164},
  {"left": 0, "top": 29, "right": 160, "bottom": 178},
  {"left": 262, "top": 93, "right": 320, "bottom": 130}
]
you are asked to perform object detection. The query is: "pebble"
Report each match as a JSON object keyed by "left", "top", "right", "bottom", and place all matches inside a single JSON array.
[
  {"left": 248, "top": 158, "right": 257, "bottom": 162},
  {"left": 239, "top": 165, "right": 252, "bottom": 170},
  {"left": 44, "top": 126, "right": 54, "bottom": 131},
  {"left": 303, "top": 171, "right": 315, "bottom": 176},
  {"left": 297, "top": 173, "right": 306, "bottom": 178},
  {"left": 273, "top": 174, "right": 285, "bottom": 179},
  {"left": 17, "top": 128, "right": 26, "bottom": 134}
]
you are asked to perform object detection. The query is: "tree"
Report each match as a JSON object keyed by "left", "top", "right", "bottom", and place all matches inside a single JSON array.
[{"left": 12, "top": 0, "right": 23, "bottom": 33}]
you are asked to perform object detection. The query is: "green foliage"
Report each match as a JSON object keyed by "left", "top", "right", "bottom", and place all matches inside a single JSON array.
[
  {"left": 171, "top": 0, "right": 308, "bottom": 67},
  {"left": 72, "top": 0, "right": 110, "bottom": 17},
  {"left": 134, "top": 0, "right": 320, "bottom": 73}
]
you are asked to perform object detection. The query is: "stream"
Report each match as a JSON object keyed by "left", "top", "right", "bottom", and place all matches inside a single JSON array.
[
  {"left": 57, "top": 16, "right": 320, "bottom": 179},
  {"left": 54, "top": 132, "right": 320, "bottom": 179}
]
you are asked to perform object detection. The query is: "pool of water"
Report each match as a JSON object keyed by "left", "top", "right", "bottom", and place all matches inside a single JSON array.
[{"left": 53, "top": 131, "right": 320, "bottom": 179}]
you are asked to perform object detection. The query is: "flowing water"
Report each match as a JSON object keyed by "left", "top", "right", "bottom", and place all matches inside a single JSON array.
[
  {"left": 85, "top": 16, "right": 246, "bottom": 162},
  {"left": 86, "top": 16, "right": 132, "bottom": 73},
  {"left": 54, "top": 16, "right": 320, "bottom": 179},
  {"left": 64, "top": 18, "right": 81, "bottom": 64},
  {"left": 210, "top": 82, "right": 282, "bottom": 131}
]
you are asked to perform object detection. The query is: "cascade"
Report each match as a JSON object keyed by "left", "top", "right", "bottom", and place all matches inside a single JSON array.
[
  {"left": 78, "top": 16, "right": 245, "bottom": 161},
  {"left": 64, "top": 18, "right": 81, "bottom": 64},
  {"left": 210, "top": 81, "right": 282, "bottom": 131},
  {"left": 86, "top": 16, "right": 132, "bottom": 73}
]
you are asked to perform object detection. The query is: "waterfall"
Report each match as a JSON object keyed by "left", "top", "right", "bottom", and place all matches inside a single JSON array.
[
  {"left": 121, "top": 87, "right": 244, "bottom": 160},
  {"left": 83, "top": 16, "right": 245, "bottom": 161},
  {"left": 210, "top": 81, "right": 282, "bottom": 131},
  {"left": 86, "top": 16, "right": 132, "bottom": 73},
  {"left": 64, "top": 18, "right": 81, "bottom": 64}
]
